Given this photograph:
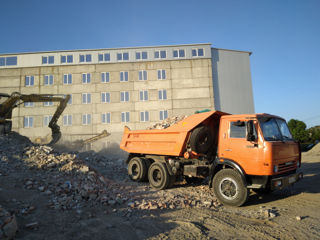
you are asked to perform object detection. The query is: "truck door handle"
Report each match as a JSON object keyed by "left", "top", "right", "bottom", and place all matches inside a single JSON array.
[
  {"left": 225, "top": 149, "right": 232, "bottom": 151},
  {"left": 246, "top": 144, "right": 258, "bottom": 148}
]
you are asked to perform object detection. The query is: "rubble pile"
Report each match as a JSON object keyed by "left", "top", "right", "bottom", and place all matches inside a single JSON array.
[
  {"left": 148, "top": 115, "right": 188, "bottom": 130},
  {"left": 0, "top": 205, "right": 18, "bottom": 240},
  {"left": 305, "top": 143, "right": 320, "bottom": 156}
]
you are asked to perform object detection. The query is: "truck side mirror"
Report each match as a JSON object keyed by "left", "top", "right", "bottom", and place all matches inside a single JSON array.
[{"left": 246, "top": 120, "right": 256, "bottom": 141}]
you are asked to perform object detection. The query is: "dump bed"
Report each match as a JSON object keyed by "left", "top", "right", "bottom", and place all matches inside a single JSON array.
[{"left": 120, "top": 111, "right": 227, "bottom": 156}]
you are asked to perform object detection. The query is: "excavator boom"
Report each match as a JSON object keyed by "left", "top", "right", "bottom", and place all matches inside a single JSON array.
[{"left": 0, "top": 92, "right": 70, "bottom": 144}]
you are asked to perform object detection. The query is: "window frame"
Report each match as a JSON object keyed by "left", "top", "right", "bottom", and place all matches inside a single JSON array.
[
  {"left": 158, "top": 89, "right": 167, "bottom": 100},
  {"left": 120, "top": 91, "right": 129, "bottom": 102},
  {"left": 82, "top": 93, "right": 91, "bottom": 104},
  {"left": 121, "top": 112, "right": 130, "bottom": 123},
  {"left": 192, "top": 48, "right": 205, "bottom": 57},
  {"left": 101, "top": 92, "right": 111, "bottom": 103},
  {"left": 117, "top": 52, "right": 129, "bottom": 61},
  {"left": 154, "top": 50, "right": 166, "bottom": 59},
  {"left": 120, "top": 71, "right": 129, "bottom": 82},
  {"left": 157, "top": 69, "right": 166, "bottom": 80},
  {"left": 82, "top": 113, "right": 92, "bottom": 125},
  {"left": 98, "top": 53, "right": 111, "bottom": 62},
  {"left": 159, "top": 110, "right": 168, "bottom": 121},
  {"left": 24, "top": 116, "right": 33, "bottom": 128},
  {"left": 44, "top": 75, "right": 54, "bottom": 85},
  {"left": 101, "top": 72, "right": 110, "bottom": 83},
  {"left": 82, "top": 73, "right": 91, "bottom": 84},
  {"left": 139, "top": 90, "right": 149, "bottom": 101},
  {"left": 173, "top": 49, "right": 186, "bottom": 58},
  {"left": 63, "top": 74, "right": 72, "bottom": 85},
  {"left": 140, "top": 111, "right": 150, "bottom": 122},
  {"left": 138, "top": 70, "right": 148, "bottom": 81},
  {"left": 101, "top": 112, "right": 111, "bottom": 124},
  {"left": 63, "top": 114, "right": 72, "bottom": 126},
  {"left": 25, "top": 75, "right": 35, "bottom": 87}
]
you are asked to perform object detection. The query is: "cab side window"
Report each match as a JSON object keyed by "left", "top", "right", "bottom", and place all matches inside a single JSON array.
[{"left": 230, "top": 121, "right": 246, "bottom": 138}]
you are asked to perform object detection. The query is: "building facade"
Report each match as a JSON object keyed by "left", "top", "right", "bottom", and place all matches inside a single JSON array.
[{"left": 0, "top": 43, "right": 254, "bottom": 144}]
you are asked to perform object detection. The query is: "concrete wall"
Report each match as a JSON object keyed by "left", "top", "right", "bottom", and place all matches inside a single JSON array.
[{"left": 211, "top": 48, "right": 254, "bottom": 114}]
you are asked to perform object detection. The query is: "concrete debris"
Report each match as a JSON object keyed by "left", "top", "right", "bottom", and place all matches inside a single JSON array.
[
  {"left": 147, "top": 115, "right": 188, "bottom": 129},
  {"left": 0, "top": 205, "right": 18, "bottom": 240}
]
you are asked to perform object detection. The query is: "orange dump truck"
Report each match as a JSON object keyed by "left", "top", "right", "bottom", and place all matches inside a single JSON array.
[{"left": 120, "top": 111, "right": 303, "bottom": 206}]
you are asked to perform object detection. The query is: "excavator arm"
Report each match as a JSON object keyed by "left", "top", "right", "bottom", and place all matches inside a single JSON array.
[{"left": 0, "top": 92, "right": 70, "bottom": 144}]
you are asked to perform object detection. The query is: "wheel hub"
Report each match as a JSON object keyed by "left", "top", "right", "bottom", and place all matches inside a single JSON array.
[{"left": 219, "top": 177, "right": 238, "bottom": 200}]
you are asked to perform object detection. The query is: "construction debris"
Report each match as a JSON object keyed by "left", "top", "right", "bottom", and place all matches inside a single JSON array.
[
  {"left": 0, "top": 206, "right": 18, "bottom": 240},
  {"left": 147, "top": 115, "right": 188, "bottom": 129}
]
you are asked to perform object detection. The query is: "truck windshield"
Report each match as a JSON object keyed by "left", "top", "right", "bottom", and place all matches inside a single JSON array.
[{"left": 259, "top": 117, "right": 293, "bottom": 141}]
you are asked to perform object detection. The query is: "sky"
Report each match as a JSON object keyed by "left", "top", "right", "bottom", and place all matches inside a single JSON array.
[{"left": 1, "top": 0, "right": 319, "bottom": 127}]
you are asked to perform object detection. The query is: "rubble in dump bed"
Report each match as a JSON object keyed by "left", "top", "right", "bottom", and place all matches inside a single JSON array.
[{"left": 147, "top": 115, "right": 188, "bottom": 129}]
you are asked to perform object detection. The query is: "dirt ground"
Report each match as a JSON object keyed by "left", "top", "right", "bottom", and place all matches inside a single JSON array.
[{"left": 0, "top": 134, "right": 320, "bottom": 240}]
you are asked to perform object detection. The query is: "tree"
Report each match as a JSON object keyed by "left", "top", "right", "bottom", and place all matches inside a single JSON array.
[
  {"left": 308, "top": 126, "right": 320, "bottom": 143},
  {"left": 288, "top": 119, "right": 309, "bottom": 143}
]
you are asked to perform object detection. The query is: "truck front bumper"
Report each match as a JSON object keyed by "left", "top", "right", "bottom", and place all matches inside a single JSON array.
[{"left": 271, "top": 172, "right": 303, "bottom": 190}]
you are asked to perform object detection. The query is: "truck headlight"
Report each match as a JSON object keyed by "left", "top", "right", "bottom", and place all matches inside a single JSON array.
[{"left": 274, "top": 165, "right": 278, "bottom": 173}]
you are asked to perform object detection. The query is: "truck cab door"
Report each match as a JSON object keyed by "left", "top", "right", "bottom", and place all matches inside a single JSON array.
[{"left": 220, "top": 120, "right": 260, "bottom": 175}]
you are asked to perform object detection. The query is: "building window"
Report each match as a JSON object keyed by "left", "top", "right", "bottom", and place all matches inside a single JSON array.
[
  {"left": 154, "top": 50, "right": 166, "bottom": 59},
  {"left": 117, "top": 52, "right": 129, "bottom": 61},
  {"left": 24, "top": 116, "right": 33, "bottom": 128},
  {"left": 63, "top": 115, "right": 72, "bottom": 126},
  {"left": 101, "top": 112, "right": 111, "bottom": 124},
  {"left": 139, "top": 90, "right": 148, "bottom": 101},
  {"left": 82, "top": 114, "right": 92, "bottom": 125},
  {"left": 80, "top": 54, "right": 92, "bottom": 63},
  {"left": 159, "top": 110, "right": 168, "bottom": 121},
  {"left": 0, "top": 56, "right": 17, "bottom": 66},
  {"left": 120, "top": 71, "right": 129, "bottom": 82},
  {"left": 158, "top": 89, "right": 167, "bottom": 100},
  {"left": 121, "top": 112, "right": 130, "bottom": 123},
  {"left": 140, "top": 111, "right": 149, "bottom": 122},
  {"left": 82, "top": 93, "right": 91, "bottom": 104},
  {"left": 25, "top": 76, "right": 34, "bottom": 86},
  {"left": 136, "top": 51, "right": 148, "bottom": 60},
  {"left": 44, "top": 75, "right": 54, "bottom": 85},
  {"left": 61, "top": 55, "right": 73, "bottom": 63},
  {"left": 98, "top": 53, "right": 110, "bottom": 62},
  {"left": 24, "top": 102, "right": 34, "bottom": 107},
  {"left": 173, "top": 49, "right": 185, "bottom": 58},
  {"left": 63, "top": 74, "right": 72, "bottom": 84},
  {"left": 157, "top": 69, "right": 166, "bottom": 80},
  {"left": 192, "top": 48, "right": 204, "bottom": 57},
  {"left": 42, "top": 56, "right": 54, "bottom": 64},
  {"left": 139, "top": 70, "right": 147, "bottom": 81},
  {"left": 82, "top": 73, "right": 91, "bottom": 84},
  {"left": 120, "top": 91, "right": 129, "bottom": 102},
  {"left": 101, "top": 72, "right": 110, "bottom": 83},
  {"left": 101, "top": 92, "right": 111, "bottom": 103},
  {"left": 44, "top": 101, "right": 53, "bottom": 106},
  {"left": 43, "top": 115, "right": 53, "bottom": 126}
]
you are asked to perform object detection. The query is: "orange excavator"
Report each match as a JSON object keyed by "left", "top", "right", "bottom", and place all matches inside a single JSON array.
[{"left": 0, "top": 92, "right": 70, "bottom": 145}]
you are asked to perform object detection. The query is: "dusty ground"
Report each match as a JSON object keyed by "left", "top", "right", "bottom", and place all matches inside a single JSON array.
[{"left": 0, "top": 133, "right": 320, "bottom": 240}]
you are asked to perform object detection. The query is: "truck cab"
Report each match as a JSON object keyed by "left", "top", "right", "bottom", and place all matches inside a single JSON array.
[{"left": 211, "top": 114, "right": 302, "bottom": 206}]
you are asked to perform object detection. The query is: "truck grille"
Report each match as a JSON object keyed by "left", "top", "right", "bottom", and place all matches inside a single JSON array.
[{"left": 278, "top": 161, "right": 296, "bottom": 172}]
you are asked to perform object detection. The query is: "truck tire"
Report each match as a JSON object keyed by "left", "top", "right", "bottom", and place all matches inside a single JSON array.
[
  {"left": 190, "top": 126, "right": 213, "bottom": 154},
  {"left": 212, "top": 169, "right": 248, "bottom": 207},
  {"left": 4, "top": 121, "right": 12, "bottom": 134},
  {"left": 148, "top": 162, "right": 170, "bottom": 190},
  {"left": 128, "top": 157, "right": 148, "bottom": 182}
]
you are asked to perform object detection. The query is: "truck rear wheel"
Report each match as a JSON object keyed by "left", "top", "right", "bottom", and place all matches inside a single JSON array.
[
  {"left": 128, "top": 157, "right": 148, "bottom": 182},
  {"left": 190, "top": 126, "right": 213, "bottom": 154},
  {"left": 148, "top": 162, "right": 170, "bottom": 190},
  {"left": 213, "top": 169, "right": 248, "bottom": 207}
]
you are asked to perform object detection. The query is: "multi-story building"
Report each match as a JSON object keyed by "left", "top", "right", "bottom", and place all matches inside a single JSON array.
[{"left": 0, "top": 43, "right": 254, "bottom": 146}]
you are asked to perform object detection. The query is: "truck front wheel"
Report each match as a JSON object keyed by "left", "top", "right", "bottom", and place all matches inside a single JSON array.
[
  {"left": 128, "top": 157, "right": 148, "bottom": 182},
  {"left": 213, "top": 169, "right": 248, "bottom": 207},
  {"left": 148, "top": 162, "right": 170, "bottom": 190}
]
